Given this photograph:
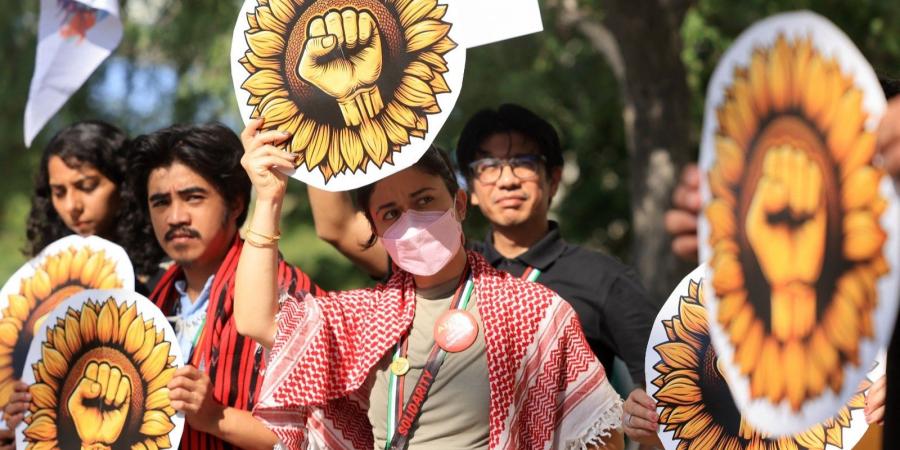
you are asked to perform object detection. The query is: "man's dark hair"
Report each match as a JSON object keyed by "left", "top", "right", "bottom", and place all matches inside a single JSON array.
[
  {"left": 120, "top": 123, "right": 250, "bottom": 274},
  {"left": 25, "top": 120, "right": 128, "bottom": 256},
  {"left": 456, "top": 103, "right": 564, "bottom": 180}
]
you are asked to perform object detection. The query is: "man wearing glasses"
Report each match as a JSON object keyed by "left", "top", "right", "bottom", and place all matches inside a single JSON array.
[
  {"left": 454, "top": 104, "right": 655, "bottom": 389},
  {"left": 309, "top": 104, "right": 655, "bottom": 393}
]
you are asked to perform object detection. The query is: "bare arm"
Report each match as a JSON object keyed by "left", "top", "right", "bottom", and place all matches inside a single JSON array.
[
  {"left": 234, "top": 119, "right": 294, "bottom": 348},
  {"left": 213, "top": 407, "right": 279, "bottom": 450},
  {"left": 308, "top": 186, "right": 389, "bottom": 279}
]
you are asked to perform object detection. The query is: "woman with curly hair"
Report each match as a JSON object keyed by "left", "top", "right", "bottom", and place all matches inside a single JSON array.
[
  {"left": 23, "top": 120, "right": 127, "bottom": 256},
  {"left": 2, "top": 121, "right": 147, "bottom": 450}
]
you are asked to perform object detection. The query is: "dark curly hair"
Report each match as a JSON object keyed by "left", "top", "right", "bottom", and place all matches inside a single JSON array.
[
  {"left": 24, "top": 120, "right": 128, "bottom": 257},
  {"left": 120, "top": 123, "right": 251, "bottom": 275}
]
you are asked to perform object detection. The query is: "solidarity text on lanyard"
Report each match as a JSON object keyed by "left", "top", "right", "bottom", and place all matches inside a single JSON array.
[{"left": 385, "top": 268, "right": 475, "bottom": 450}]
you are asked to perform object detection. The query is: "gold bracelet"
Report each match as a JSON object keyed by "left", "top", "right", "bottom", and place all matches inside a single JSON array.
[
  {"left": 245, "top": 234, "right": 278, "bottom": 248},
  {"left": 246, "top": 227, "right": 281, "bottom": 242}
]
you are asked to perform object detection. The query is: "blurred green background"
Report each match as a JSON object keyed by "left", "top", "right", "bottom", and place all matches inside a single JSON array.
[{"left": 2, "top": 0, "right": 899, "bottom": 292}]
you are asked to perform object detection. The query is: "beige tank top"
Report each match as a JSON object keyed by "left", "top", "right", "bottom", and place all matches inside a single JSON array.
[{"left": 366, "top": 279, "right": 490, "bottom": 450}]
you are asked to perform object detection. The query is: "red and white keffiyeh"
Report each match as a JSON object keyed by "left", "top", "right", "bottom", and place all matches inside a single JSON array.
[{"left": 254, "top": 251, "right": 623, "bottom": 449}]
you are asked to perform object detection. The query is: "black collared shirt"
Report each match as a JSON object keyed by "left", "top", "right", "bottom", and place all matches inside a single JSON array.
[{"left": 469, "top": 222, "right": 655, "bottom": 383}]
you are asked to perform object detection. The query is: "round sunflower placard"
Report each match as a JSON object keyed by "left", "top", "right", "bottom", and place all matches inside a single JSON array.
[
  {"left": 645, "top": 264, "right": 883, "bottom": 450},
  {"left": 15, "top": 289, "right": 184, "bottom": 450},
  {"left": 0, "top": 236, "right": 134, "bottom": 409},
  {"left": 696, "top": 11, "right": 899, "bottom": 434},
  {"left": 230, "top": 0, "right": 466, "bottom": 191}
]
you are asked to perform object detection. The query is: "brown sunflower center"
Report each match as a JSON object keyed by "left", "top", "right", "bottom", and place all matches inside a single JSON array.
[
  {"left": 737, "top": 114, "right": 844, "bottom": 336},
  {"left": 282, "top": 0, "right": 406, "bottom": 126},
  {"left": 57, "top": 347, "right": 146, "bottom": 447},
  {"left": 698, "top": 339, "right": 744, "bottom": 437}
]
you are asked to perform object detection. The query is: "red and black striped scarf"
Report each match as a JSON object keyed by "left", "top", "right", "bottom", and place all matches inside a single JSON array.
[{"left": 150, "top": 237, "right": 320, "bottom": 450}]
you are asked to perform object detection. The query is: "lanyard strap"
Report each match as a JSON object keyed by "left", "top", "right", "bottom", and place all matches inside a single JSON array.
[
  {"left": 166, "top": 312, "right": 208, "bottom": 364},
  {"left": 521, "top": 266, "right": 542, "bottom": 282},
  {"left": 189, "top": 315, "right": 207, "bottom": 361},
  {"left": 385, "top": 269, "right": 475, "bottom": 450}
]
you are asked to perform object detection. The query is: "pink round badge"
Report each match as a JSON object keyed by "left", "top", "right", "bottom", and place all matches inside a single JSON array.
[{"left": 433, "top": 309, "right": 479, "bottom": 352}]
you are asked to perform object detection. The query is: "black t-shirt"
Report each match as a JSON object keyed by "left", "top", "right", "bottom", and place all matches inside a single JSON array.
[{"left": 469, "top": 222, "right": 656, "bottom": 384}]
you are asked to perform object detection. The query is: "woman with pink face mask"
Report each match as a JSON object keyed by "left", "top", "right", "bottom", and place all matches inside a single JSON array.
[{"left": 233, "top": 119, "right": 624, "bottom": 450}]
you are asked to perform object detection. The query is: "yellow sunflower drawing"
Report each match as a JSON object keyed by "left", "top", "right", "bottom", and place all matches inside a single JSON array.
[
  {"left": 23, "top": 298, "right": 177, "bottom": 450},
  {"left": 238, "top": 0, "right": 456, "bottom": 180},
  {"left": 0, "top": 247, "right": 123, "bottom": 408},
  {"left": 705, "top": 34, "right": 888, "bottom": 410},
  {"left": 652, "top": 277, "right": 870, "bottom": 450}
]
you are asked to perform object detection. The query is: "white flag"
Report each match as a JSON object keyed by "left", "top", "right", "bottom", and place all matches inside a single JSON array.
[{"left": 24, "top": 0, "right": 122, "bottom": 146}]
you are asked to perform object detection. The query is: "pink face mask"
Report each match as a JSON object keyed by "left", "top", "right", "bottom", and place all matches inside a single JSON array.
[{"left": 381, "top": 208, "right": 463, "bottom": 276}]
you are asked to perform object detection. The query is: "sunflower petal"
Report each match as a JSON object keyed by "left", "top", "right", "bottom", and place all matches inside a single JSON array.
[
  {"left": 404, "top": 61, "right": 433, "bottom": 80},
  {"left": 80, "top": 303, "right": 98, "bottom": 343},
  {"left": 381, "top": 116, "right": 410, "bottom": 147},
  {"left": 655, "top": 342, "right": 699, "bottom": 370},
  {"left": 41, "top": 345, "right": 67, "bottom": 379},
  {"left": 79, "top": 251, "right": 104, "bottom": 286},
  {"left": 405, "top": 20, "right": 450, "bottom": 53},
  {"left": 827, "top": 89, "right": 866, "bottom": 160},
  {"left": 97, "top": 300, "right": 119, "bottom": 344},
  {"left": 32, "top": 269, "right": 52, "bottom": 301},
  {"left": 843, "top": 211, "right": 885, "bottom": 261},
  {"left": 254, "top": 6, "right": 287, "bottom": 34},
  {"left": 327, "top": 131, "right": 345, "bottom": 175},
  {"left": 842, "top": 166, "right": 880, "bottom": 211},
  {"left": 141, "top": 409, "right": 175, "bottom": 436},
  {"left": 242, "top": 70, "right": 285, "bottom": 97},
  {"left": 30, "top": 382, "right": 57, "bottom": 409},
  {"left": 23, "top": 415, "right": 56, "bottom": 441},
  {"left": 124, "top": 316, "right": 146, "bottom": 354},
  {"left": 339, "top": 128, "right": 364, "bottom": 172},
  {"left": 305, "top": 125, "right": 330, "bottom": 169},
  {"left": 360, "top": 119, "right": 389, "bottom": 166},
  {"left": 268, "top": 0, "right": 295, "bottom": 24},
  {"left": 261, "top": 97, "right": 299, "bottom": 126},
  {"left": 398, "top": 0, "right": 436, "bottom": 28},
  {"left": 141, "top": 341, "right": 171, "bottom": 381}
]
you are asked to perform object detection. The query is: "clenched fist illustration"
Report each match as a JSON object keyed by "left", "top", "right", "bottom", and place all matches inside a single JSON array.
[
  {"left": 67, "top": 361, "right": 132, "bottom": 449},
  {"left": 746, "top": 146, "right": 827, "bottom": 341},
  {"left": 298, "top": 9, "right": 385, "bottom": 126}
]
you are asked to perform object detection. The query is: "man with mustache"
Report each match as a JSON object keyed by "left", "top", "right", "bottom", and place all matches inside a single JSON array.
[
  {"left": 121, "top": 123, "right": 319, "bottom": 450},
  {"left": 310, "top": 104, "right": 656, "bottom": 391}
]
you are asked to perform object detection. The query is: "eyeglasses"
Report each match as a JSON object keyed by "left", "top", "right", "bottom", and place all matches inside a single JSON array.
[{"left": 468, "top": 154, "right": 546, "bottom": 184}]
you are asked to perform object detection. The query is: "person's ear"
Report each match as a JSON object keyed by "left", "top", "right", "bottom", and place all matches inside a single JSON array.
[
  {"left": 454, "top": 188, "right": 468, "bottom": 221},
  {"left": 547, "top": 166, "right": 563, "bottom": 202},
  {"left": 469, "top": 185, "right": 480, "bottom": 206},
  {"left": 230, "top": 196, "right": 247, "bottom": 226}
]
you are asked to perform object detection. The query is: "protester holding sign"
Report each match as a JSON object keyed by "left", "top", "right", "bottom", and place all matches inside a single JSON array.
[
  {"left": 2, "top": 120, "right": 136, "bottom": 450},
  {"left": 234, "top": 118, "right": 625, "bottom": 449},
  {"left": 309, "top": 104, "right": 656, "bottom": 389},
  {"left": 120, "top": 123, "right": 320, "bottom": 450}
]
